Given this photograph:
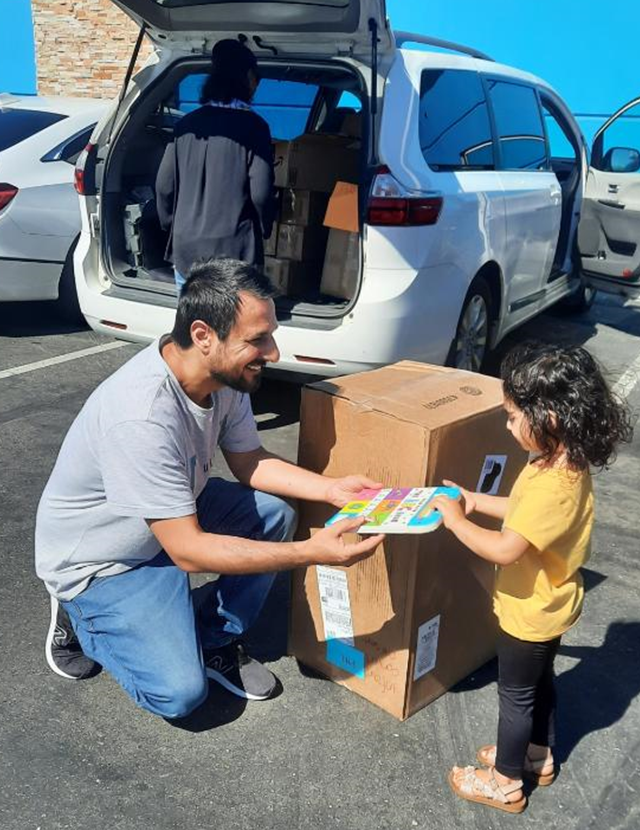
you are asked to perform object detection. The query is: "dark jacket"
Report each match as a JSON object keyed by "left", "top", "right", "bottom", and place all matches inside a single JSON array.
[{"left": 156, "top": 105, "right": 275, "bottom": 276}]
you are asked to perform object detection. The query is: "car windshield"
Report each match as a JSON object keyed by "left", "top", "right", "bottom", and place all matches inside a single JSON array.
[{"left": 0, "top": 109, "right": 67, "bottom": 152}]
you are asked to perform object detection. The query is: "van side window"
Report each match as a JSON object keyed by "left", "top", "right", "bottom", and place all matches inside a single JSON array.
[
  {"left": 419, "top": 69, "right": 494, "bottom": 171},
  {"left": 486, "top": 80, "right": 548, "bottom": 171}
]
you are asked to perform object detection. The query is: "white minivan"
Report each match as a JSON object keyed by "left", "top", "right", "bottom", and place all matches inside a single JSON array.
[{"left": 75, "top": 0, "right": 590, "bottom": 375}]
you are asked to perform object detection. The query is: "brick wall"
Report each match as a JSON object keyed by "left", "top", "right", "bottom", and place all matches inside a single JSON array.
[{"left": 32, "top": 0, "right": 153, "bottom": 99}]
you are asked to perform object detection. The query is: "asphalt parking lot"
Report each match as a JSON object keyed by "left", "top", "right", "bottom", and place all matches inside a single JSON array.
[{"left": 0, "top": 294, "right": 639, "bottom": 830}]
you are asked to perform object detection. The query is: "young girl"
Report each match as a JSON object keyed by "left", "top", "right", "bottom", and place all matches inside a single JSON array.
[{"left": 431, "top": 341, "right": 632, "bottom": 814}]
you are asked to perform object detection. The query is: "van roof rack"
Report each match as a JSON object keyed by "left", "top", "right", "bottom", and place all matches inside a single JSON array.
[{"left": 394, "top": 32, "right": 494, "bottom": 62}]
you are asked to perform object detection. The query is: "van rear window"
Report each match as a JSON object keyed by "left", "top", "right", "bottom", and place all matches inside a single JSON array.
[
  {"left": 0, "top": 109, "right": 67, "bottom": 152},
  {"left": 419, "top": 69, "right": 495, "bottom": 172},
  {"left": 177, "top": 76, "right": 318, "bottom": 140}
]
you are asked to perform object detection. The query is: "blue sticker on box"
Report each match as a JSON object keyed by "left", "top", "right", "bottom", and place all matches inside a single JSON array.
[{"left": 326, "top": 638, "right": 365, "bottom": 679}]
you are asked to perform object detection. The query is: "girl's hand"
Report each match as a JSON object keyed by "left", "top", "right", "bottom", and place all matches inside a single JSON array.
[
  {"left": 431, "top": 494, "right": 466, "bottom": 530},
  {"left": 443, "top": 479, "right": 477, "bottom": 516}
]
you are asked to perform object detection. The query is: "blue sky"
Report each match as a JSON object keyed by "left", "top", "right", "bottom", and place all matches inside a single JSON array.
[
  {"left": 1, "top": 0, "right": 35, "bottom": 95},
  {"left": 2, "top": 0, "right": 638, "bottom": 141}
]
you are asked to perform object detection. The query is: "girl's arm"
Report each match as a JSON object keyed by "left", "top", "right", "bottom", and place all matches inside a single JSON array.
[
  {"left": 431, "top": 495, "right": 530, "bottom": 566},
  {"left": 443, "top": 480, "right": 509, "bottom": 520}
]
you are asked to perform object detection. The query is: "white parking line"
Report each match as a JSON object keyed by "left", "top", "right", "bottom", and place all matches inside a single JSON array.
[
  {"left": 613, "top": 352, "right": 640, "bottom": 400},
  {"left": 0, "top": 341, "right": 129, "bottom": 380}
]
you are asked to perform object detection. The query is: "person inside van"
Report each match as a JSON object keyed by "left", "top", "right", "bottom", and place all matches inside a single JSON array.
[
  {"left": 36, "top": 258, "right": 383, "bottom": 718},
  {"left": 156, "top": 39, "right": 275, "bottom": 293}
]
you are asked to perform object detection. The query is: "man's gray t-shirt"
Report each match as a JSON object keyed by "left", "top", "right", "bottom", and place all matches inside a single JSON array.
[{"left": 35, "top": 339, "right": 261, "bottom": 601}]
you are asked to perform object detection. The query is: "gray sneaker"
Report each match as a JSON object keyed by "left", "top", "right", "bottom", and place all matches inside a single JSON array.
[
  {"left": 204, "top": 641, "right": 277, "bottom": 700},
  {"left": 45, "top": 596, "right": 100, "bottom": 680}
]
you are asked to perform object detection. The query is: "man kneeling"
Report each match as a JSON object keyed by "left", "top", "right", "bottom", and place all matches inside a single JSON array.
[{"left": 35, "top": 258, "right": 383, "bottom": 718}]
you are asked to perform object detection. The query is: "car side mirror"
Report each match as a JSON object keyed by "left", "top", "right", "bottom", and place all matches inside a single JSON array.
[{"left": 608, "top": 147, "right": 640, "bottom": 173}]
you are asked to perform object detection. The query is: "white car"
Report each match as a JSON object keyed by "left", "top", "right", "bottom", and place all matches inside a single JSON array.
[
  {"left": 0, "top": 94, "right": 107, "bottom": 318},
  {"left": 74, "top": 1, "right": 592, "bottom": 374}
]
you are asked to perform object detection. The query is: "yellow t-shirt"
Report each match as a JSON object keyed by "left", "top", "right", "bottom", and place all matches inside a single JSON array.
[{"left": 494, "top": 462, "right": 594, "bottom": 642}]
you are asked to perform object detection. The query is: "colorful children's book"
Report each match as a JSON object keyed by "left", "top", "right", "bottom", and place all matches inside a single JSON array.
[{"left": 325, "top": 486, "right": 461, "bottom": 534}]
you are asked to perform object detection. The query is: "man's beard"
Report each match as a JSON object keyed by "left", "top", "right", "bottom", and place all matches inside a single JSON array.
[{"left": 210, "top": 364, "right": 264, "bottom": 394}]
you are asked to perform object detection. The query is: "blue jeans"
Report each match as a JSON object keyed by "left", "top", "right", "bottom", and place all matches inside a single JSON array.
[
  {"left": 63, "top": 479, "right": 297, "bottom": 719},
  {"left": 174, "top": 268, "right": 186, "bottom": 293}
]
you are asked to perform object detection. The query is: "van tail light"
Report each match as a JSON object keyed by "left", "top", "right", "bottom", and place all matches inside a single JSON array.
[
  {"left": 366, "top": 166, "right": 442, "bottom": 226},
  {"left": 74, "top": 143, "right": 96, "bottom": 195},
  {"left": 0, "top": 183, "right": 18, "bottom": 211}
]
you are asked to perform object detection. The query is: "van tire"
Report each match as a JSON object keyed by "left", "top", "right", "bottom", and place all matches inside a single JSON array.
[
  {"left": 446, "top": 277, "right": 493, "bottom": 373},
  {"left": 54, "top": 238, "right": 84, "bottom": 325}
]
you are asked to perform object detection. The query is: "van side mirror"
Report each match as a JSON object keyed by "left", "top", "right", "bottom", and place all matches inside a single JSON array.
[{"left": 607, "top": 147, "right": 640, "bottom": 173}]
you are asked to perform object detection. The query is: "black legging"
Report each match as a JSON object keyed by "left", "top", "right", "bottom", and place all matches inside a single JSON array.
[{"left": 495, "top": 628, "right": 562, "bottom": 779}]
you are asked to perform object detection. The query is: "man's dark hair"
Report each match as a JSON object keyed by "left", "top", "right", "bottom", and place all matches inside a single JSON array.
[
  {"left": 171, "top": 258, "right": 277, "bottom": 348},
  {"left": 501, "top": 341, "right": 633, "bottom": 470},
  {"left": 200, "top": 39, "right": 259, "bottom": 105}
]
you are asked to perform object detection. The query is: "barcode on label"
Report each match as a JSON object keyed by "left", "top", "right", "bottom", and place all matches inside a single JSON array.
[{"left": 323, "top": 587, "right": 347, "bottom": 603}]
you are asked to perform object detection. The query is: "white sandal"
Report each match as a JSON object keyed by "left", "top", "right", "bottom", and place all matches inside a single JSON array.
[
  {"left": 476, "top": 744, "right": 555, "bottom": 786},
  {"left": 448, "top": 765, "right": 527, "bottom": 814}
]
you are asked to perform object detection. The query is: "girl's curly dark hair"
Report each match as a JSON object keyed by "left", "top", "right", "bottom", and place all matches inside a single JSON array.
[{"left": 501, "top": 341, "right": 633, "bottom": 471}]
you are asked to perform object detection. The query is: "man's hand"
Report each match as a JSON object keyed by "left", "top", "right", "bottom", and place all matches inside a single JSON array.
[
  {"left": 443, "top": 479, "right": 477, "bottom": 516},
  {"left": 301, "top": 518, "right": 385, "bottom": 567},
  {"left": 324, "top": 475, "right": 383, "bottom": 508},
  {"left": 431, "top": 493, "right": 466, "bottom": 530}
]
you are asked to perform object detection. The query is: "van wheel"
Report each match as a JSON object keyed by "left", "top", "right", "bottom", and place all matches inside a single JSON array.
[
  {"left": 447, "top": 278, "right": 493, "bottom": 372},
  {"left": 54, "top": 239, "right": 84, "bottom": 325}
]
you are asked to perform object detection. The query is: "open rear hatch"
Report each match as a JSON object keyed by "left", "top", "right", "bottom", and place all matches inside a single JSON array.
[
  {"left": 101, "top": 56, "right": 372, "bottom": 320},
  {"left": 111, "top": 0, "right": 394, "bottom": 57}
]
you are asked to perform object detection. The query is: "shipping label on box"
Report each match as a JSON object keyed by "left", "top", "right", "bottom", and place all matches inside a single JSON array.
[
  {"left": 413, "top": 615, "right": 441, "bottom": 681},
  {"left": 316, "top": 566, "right": 354, "bottom": 644}
]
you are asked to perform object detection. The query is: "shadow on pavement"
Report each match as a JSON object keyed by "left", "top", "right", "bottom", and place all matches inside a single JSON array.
[
  {"left": 252, "top": 378, "right": 302, "bottom": 432},
  {"left": 0, "top": 300, "right": 88, "bottom": 337},
  {"left": 555, "top": 620, "right": 640, "bottom": 764},
  {"left": 167, "top": 685, "right": 248, "bottom": 733}
]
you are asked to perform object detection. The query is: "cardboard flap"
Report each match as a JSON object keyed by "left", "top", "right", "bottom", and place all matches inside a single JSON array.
[
  {"left": 324, "top": 181, "right": 359, "bottom": 233},
  {"left": 309, "top": 362, "right": 504, "bottom": 430}
]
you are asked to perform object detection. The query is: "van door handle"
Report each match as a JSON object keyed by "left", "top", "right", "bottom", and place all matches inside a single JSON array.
[{"left": 597, "top": 199, "right": 624, "bottom": 209}]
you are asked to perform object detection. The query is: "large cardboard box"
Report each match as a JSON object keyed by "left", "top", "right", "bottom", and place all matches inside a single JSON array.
[
  {"left": 274, "top": 134, "right": 359, "bottom": 192},
  {"left": 320, "top": 229, "right": 359, "bottom": 299},
  {"left": 289, "top": 362, "right": 527, "bottom": 720},
  {"left": 264, "top": 256, "right": 319, "bottom": 296},
  {"left": 277, "top": 223, "right": 328, "bottom": 262},
  {"left": 280, "top": 189, "right": 329, "bottom": 226}
]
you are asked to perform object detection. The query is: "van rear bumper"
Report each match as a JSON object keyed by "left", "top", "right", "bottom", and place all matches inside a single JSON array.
[{"left": 81, "top": 262, "right": 467, "bottom": 376}]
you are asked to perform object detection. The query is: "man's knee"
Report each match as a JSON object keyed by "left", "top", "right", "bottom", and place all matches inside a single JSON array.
[{"left": 140, "top": 673, "right": 208, "bottom": 720}]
